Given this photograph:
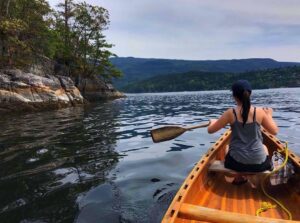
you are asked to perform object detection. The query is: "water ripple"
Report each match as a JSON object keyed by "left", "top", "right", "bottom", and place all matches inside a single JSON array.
[{"left": 0, "top": 88, "right": 299, "bottom": 223}]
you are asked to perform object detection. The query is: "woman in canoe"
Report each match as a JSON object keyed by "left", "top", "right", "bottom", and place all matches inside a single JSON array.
[{"left": 207, "top": 80, "right": 278, "bottom": 184}]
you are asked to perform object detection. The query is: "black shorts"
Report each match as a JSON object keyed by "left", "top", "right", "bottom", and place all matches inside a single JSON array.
[{"left": 224, "top": 152, "right": 273, "bottom": 172}]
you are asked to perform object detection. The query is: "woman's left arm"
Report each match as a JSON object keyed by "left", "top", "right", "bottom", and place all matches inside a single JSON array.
[{"left": 207, "top": 109, "right": 231, "bottom": 134}]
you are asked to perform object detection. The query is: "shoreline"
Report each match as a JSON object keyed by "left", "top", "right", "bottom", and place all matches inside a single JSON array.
[
  {"left": 0, "top": 69, "right": 125, "bottom": 114},
  {"left": 124, "top": 87, "right": 300, "bottom": 95}
]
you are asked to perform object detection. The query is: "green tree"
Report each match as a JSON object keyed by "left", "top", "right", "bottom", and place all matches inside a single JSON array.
[
  {"left": 0, "top": 0, "right": 51, "bottom": 67},
  {"left": 55, "top": 0, "right": 75, "bottom": 66},
  {"left": 53, "top": 1, "right": 122, "bottom": 80},
  {"left": 71, "top": 2, "right": 121, "bottom": 79}
]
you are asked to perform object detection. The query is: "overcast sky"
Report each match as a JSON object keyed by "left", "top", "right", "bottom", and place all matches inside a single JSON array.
[{"left": 49, "top": 0, "right": 300, "bottom": 62}]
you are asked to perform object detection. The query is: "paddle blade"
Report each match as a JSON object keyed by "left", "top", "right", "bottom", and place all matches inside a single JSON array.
[{"left": 150, "top": 126, "right": 186, "bottom": 143}]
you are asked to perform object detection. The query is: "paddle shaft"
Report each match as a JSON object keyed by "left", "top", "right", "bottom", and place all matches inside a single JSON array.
[{"left": 184, "top": 122, "right": 211, "bottom": 131}]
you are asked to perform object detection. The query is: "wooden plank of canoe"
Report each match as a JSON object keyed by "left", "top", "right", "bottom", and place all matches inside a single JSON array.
[
  {"left": 179, "top": 203, "right": 299, "bottom": 223},
  {"left": 209, "top": 160, "right": 271, "bottom": 175}
]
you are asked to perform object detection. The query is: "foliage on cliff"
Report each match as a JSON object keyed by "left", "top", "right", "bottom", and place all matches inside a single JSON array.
[
  {"left": 0, "top": 0, "right": 121, "bottom": 80},
  {"left": 121, "top": 66, "right": 300, "bottom": 93}
]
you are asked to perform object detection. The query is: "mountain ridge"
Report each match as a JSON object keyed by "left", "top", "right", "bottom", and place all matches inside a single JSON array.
[{"left": 111, "top": 57, "right": 300, "bottom": 88}]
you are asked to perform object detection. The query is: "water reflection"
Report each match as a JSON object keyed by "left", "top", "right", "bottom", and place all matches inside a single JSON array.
[{"left": 0, "top": 104, "right": 122, "bottom": 222}]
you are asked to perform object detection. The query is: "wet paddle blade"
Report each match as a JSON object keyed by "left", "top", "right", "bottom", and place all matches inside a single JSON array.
[{"left": 150, "top": 126, "right": 186, "bottom": 143}]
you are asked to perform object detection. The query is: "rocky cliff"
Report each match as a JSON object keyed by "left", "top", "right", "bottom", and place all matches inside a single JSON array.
[
  {"left": 75, "top": 75, "right": 124, "bottom": 101},
  {"left": 0, "top": 69, "right": 83, "bottom": 113},
  {"left": 0, "top": 68, "right": 124, "bottom": 113}
]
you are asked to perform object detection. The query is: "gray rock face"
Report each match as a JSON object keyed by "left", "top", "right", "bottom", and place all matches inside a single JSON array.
[
  {"left": 0, "top": 69, "right": 84, "bottom": 113},
  {"left": 75, "top": 75, "right": 125, "bottom": 101}
]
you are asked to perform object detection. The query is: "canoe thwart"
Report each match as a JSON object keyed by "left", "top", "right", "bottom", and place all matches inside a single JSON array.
[
  {"left": 208, "top": 160, "right": 271, "bottom": 175},
  {"left": 179, "top": 203, "right": 298, "bottom": 223}
]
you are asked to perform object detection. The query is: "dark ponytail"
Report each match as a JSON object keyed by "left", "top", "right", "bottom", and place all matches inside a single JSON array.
[
  {"left": 231, "top": 80, "right": 252, "bottom": 127},
  {"left": 241, "top": 91, "right": 251, "bottom": 126}
]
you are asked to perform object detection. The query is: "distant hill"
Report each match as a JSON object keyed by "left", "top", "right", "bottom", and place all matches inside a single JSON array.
[
  {"left": 121, "top": 66, "right": 300, "bottom": 93},
  {"left": 111, "top": 57, "right": 300, "bottom": 88}
]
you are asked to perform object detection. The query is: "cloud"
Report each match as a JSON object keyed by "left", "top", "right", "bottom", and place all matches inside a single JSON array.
[{"left": 49, "top": 0, "right": 300, "bottom": 61}]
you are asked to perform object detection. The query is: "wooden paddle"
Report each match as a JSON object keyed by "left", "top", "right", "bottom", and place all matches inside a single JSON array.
[{"left": 150, "top": 121, "right": 210, "bottom": 143}]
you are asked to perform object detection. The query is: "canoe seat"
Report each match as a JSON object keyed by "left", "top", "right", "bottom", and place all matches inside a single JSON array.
[{"left": 209, "top": 160, "right": 271, "bottom": 175}]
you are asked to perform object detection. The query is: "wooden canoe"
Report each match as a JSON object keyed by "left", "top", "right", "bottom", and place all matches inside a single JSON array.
[{"left": 162, "top": 128, "right": 300, "bottom": 223}]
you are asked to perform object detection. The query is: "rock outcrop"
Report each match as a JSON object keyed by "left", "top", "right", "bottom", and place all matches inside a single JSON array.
[
  {"left": 0, "top": 68, "right": 124, "bottom": 113},
  {"left": 75, "top": 75, "right": 124, "bottom": 101},
  {"left": 0, "top": 69, "right": 83, "bottom": 113}
]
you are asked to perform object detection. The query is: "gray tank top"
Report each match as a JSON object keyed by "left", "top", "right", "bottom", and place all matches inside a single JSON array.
[{"left": 229, "top": 108, "right": 266, "bottom": 164}]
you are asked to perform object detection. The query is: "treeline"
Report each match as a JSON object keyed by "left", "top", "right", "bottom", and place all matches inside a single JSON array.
[
  {"left": 0, "top": 0, "right": 121, "bottom": 80},
  {"left": 121, "top": 66, "right": 300, "bottom": 93}
]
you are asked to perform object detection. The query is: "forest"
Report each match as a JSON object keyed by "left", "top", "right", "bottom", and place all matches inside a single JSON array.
[
  {"left": 0, "top": 0, "right": 121, "bottom": 80},
  {"left": 121, "top": 66, "right": 300, "bottom": 93}
]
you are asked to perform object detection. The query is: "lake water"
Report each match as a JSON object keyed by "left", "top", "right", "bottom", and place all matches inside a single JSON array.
[{"left": 0, "top": 88, "right": 300, "bottom": 223}]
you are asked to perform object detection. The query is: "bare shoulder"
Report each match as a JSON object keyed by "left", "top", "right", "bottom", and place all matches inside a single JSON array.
[
  {"left": 224, "top": 108, "right": 234, "bottom": 123},
  {"left": 254, "top": 107, "right": 267, "bottom": 123},
  {"left": 225, "top": 108, "right": 233, "bottom": 114},
  {"left": 254, "top": 106, "right": 264, "bottom": 114},
  {"left": 223, "top": 108, "right": 234, "bottom": 117},
  {"left": 255, "top": 107, "right": 273, "bottom": 114},
  {"left": 254, "top": 107, "right": 264, "bottom": 112}
]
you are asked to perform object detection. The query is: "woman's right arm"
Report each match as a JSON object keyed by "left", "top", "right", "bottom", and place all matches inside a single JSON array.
[
  {"left": 207, "top": 109, "right": 231, "bottom": 134},
  {"left": 261, "top": 108, "right": 278, "bottom": 135}
]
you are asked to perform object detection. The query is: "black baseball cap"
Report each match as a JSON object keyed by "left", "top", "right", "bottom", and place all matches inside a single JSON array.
[{"left": 231, "top": 80, "right": 252, "bottom": 94}]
